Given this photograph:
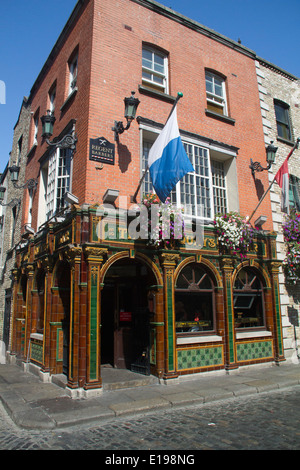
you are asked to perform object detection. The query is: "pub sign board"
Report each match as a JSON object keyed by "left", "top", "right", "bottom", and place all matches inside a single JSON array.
[{"left": 89, "top": 137, "right": 115, "bottom": 165}]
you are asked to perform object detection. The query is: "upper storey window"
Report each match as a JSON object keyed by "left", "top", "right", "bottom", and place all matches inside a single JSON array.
[
  {"left": 289, "top": 175, "right": 300, "bottom": 212},
  {"left": 33, "top": 111, "right": 39, "bottom": 145},
  {"left": 142, "top": 136, "right": 229, "bottom": 221},
  {"left": 274, "top": 100, "right": 292, "bottom": 142},
  {"left": 68, "top": 52, "right": 78, "bottom": 96},
  {"left": 49, "top": 83, "right": 56, "bottom": 113},
  {"left": 142, "top": 46, "right": 168, "bottom": 94},
  {"left": 205, "top": 71, "right": 227, "bottom": 116}
]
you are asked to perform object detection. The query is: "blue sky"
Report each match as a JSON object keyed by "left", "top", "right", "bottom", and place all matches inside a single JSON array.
[{"left": 0, "top": 0, "right": 299, "bottom": 173}]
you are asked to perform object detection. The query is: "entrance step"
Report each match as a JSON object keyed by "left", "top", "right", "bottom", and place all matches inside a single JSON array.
[
  {"left": 101, "top": 366, "right": 159, "bottom": 391},
  {"left": 51, "top": 367, "right": 159, "bottom": 392}
]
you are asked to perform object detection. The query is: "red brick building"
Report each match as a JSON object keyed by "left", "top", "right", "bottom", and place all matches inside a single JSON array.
[{"left": 9, "top": 0, "right": 284, "bottom": 396}]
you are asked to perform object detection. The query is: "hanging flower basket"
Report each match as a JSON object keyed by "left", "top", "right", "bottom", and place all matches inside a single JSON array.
[
  {"left": 141, "top": 194, "right": 184, "bottom": 248},
  {"left": 214, "top": 212, "right": 255, "bottom": 258},
  {"left": 282, "top": 211, "right": 300, "bottom": 284}
]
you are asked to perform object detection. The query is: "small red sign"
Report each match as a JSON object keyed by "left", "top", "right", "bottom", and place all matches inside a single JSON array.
[{"left": 120, "top": 311, "right": 132, "bottom": 322}]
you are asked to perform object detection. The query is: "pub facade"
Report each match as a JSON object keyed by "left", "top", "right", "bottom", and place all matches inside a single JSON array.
[
  {"left": 11, "top": 205, "right": 284, "bottom": 395},
  {"left": 6, "top": 0, "right": 286, "bottom": 395}
]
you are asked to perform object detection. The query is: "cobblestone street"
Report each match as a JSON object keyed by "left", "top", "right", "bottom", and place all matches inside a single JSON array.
[{"left": 0, "top": 386, "right": 299, "bottom": 452}]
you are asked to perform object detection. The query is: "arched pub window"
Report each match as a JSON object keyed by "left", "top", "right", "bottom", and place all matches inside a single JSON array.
[
  {"left": 233, "top": 268, "right": 265, "bottom": 329},
  {"left": 175, "top": 264, "right": 215, "bottom": 333}
]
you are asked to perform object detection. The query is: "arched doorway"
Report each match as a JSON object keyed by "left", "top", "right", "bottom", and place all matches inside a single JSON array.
[{"left": 101, "top": 257, "right": 156, "bottom": 374}]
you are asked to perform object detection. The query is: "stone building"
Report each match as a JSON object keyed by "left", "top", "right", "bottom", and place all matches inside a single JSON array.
[
  {"left": 4, "top": 0, "right": 287, "bottom": 396},
  {"left": 255, "top": 58, "right": 300, "bottom": 363},
  {"left": 0, "top": 97, "right": 31, "bottom": 362}
]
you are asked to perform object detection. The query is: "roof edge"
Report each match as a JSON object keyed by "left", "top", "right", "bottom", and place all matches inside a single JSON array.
[
  {"left": 28, "top": 0, "right": 88, "bottom": 103},
  {"left": 130, "top": 0, "right": 256, "bottom": 59}
]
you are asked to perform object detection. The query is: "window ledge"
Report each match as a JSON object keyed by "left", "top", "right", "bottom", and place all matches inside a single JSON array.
[
  {"left": 26, "top": 142, "right": 37, "bottom": 159},
  {"left": 177, "top": 334, "right": 222, "bottom": 345},
  {"left": 236, "top": 330, "right": 272, "bottom": 339},
  {"left": 60, "top": 87, "right": 78, "bottom": 112},
  {"left": 205, "top": 109, "right": 235, "bottom": 125},
  {"left": 30, "top": 333, "right": 43, "bottom": 341},
  {"left": 276, "top": 136, "right": 295, "bottom": 146},
  {"left": 138, "top": 84, "right": 176, "bottom": 103}
]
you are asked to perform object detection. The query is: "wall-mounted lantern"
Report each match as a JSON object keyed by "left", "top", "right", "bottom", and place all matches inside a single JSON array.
[
  {"left": 41, "top": 109, "right": 56, "bottom": 139},
  {"left": 249, "top": 141, "right": 278, "bottom": 177},
  {"left": 40, "top": 112, "right": 77, "bottom": 151},
  {"left": 8, "top": 164, "right": 38, "bottom": 191},
  {"left": 0, "top": 186, "right": 21, "bottom": 207},
  {"left": 112, "top": 91, "right": 140, "bottom": 141}
]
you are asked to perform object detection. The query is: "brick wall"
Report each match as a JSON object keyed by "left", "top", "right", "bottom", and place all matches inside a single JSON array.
[
  {"left": 86, "top": 0, "right": 273, "bottom": 226},
  {"left": 23, "top": 0, "right": 94, "bottom": 229},
  {"left": 22, "top": 0, "right": 273, "bottom": 231}
]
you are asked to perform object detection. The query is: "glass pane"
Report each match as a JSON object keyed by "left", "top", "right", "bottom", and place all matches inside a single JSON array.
[
  {"left": 175, "top": 292, "right": 214, "bottom": 332},
  {"left": 177, "top": 265, "right": 194, "bottom": 288},
  {"left": 234, "top": 293, "right": 264, "bottom": 328},
  {"left": 153, "top": 54, "right": 164, "bottom": 74},
  {"left": 142, "top": 48, "right": 152, "bottom": 62},
  {"left": 214, "top": 83, "right": 223, "bottom": 97},
  {"left": 142, "top": 141, "right": 154, "bottom": 195},
  {"left": 233, "top": 269, "right": 264, "bottom": 328},
  {"left": 277, "top": 122, "right": 291, "bottom": 141},
  {"left": 275, "top": 103, "right": 288, "bottom": 123},
  {"left": 153, "top": 74, "right": 164, "bottom": 85},
  {"left": 142, "top": 71, "right": 152, "bottom": 81},
  {"left": 205, "top": 74, "right": 213, "bottom": 93},
  {"left": 142, "top": 58, "right": 152, "bottom": 70}
]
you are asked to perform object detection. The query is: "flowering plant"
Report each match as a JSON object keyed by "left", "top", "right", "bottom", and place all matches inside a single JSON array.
[
  {"left": 282, "top": 211, "right": 300, "bottom": 283},
  {"left": 142, "top": 194, "right": 184, "bottom": 248},
  {"left": 214, "top": 212, "right": 254, "bottom": 258}
]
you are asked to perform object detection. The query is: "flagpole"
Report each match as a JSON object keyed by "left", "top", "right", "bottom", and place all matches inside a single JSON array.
[
  {"left": 132, "top": 92, "right": 183, "bottom": 203},
  {"left": 248, "top": 137, "right": 300, "bottom": 223}
]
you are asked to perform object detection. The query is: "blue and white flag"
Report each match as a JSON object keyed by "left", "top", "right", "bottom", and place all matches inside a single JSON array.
[{"left": 148, "top": 105, "right": 194, "bottom": 202}]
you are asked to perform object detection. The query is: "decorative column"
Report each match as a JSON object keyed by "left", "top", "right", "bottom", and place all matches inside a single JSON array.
[
  {"left": 221, "top": 257, "right": 238, "bottom": 370},
  {"left": 64, "top": 245, "right": 82, "bottom": 391},
  {"left": 83, "top": 246, "right": 108, "bottom": 392},
  {"left": 160, "top": 253, "right": 180, "bottom": 380},
  {"left": 10, "top": 268, "right": 20, "bottom": 357},
  {"left": 268, "top": 261, "right": 285, "bottom": 363},
  {"left": 40, "top": 257, "right": 53, "bottom": 373},
  {"left": 23, "top": 264, "right": 35, "bottom": 361},
  {"left": 149, "top": 286, "right": 164, "bottom": 378}
]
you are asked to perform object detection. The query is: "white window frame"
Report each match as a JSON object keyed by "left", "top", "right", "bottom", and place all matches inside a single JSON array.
[
  {"left": 211, "top": 159, "right": 228, "bottom": 215},
  {"left": 27, "top": 188, "right": 33, "bottom": 227},
  {"left": 68, "top": 53, "right": 78, "bottom": 95},
  {"left": 172, "top": 142, "right": 214, "bottom": 220},
  {"left": 49, "top": 85, "right": 56, "bottom": 113},
  {"left": 205, "top": 71, "right": 227, "bottom": 116},
  {"left": 33, "top": 114, "right": 39, "bottom": 145},
  {"left": 140, "top": 128, "right": 235, "bottom": 222},
  {"left": 142, "top": 46, "right": 168, "bottom": 94},
  {"left": 38, "top": 147, "right": 72, "bottom": 228}
]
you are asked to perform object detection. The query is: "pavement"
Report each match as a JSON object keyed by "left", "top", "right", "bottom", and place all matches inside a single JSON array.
[{"left": 0, "top": 360, "right": 299, "bottom": 430}]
